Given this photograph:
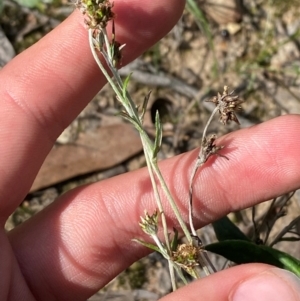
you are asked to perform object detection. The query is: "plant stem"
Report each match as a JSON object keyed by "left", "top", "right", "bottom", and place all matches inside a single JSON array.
[
  {"left": 188, "top": 105, "right": 219, "bottom": 236},
  {"left": 142, "top": 137, "right": 171, "bottom": 253},
  {"left": 201, "top": 106, "right": 219, "bottom": 144},
  {"left": 152, "top": 161, "right": 193, "bottom": 244},
  {"left": 89, "top": 24, "right": 217, "bottom": 283},
  {"left": 91, "top": 27, "right": 193, "bottom": 244},
  {"left": 88, "top": 30, "right": 129, "bottom": 112}
]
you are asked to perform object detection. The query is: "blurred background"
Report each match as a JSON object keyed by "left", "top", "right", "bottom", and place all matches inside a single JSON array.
[{"left": 1, "top": 0, "right": 300, "bottom": 300}]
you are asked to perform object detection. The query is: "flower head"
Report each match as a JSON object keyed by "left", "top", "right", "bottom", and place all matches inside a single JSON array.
[
  {"left": 74, "top": 0, "right": 114, "bottom": 29},
  {"left": 172, "top": 243, "right": 200, "bottom": 278},
  {"left": 139, "top": 210, "right": 159, "bottom": 236},
  {"left": 207, "top": 86, "right": 244, "bottom": 125},
  {"left": 200, "top": 134, "right": 227, "bottom": 163}
]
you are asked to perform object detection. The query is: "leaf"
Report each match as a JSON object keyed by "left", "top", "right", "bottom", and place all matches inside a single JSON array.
[
  {"left": 212, "top": 216, "right": 250, "bottom": 242},
  {"left": 132, "top": 239, "right": 161, "bottom": 253},
  {"left": 152, "top": 111, "right": 162, "bottom": 159},
  {"left": 140, "top": 90, "right": 151, "bottom": 123},
  {"left": 170, "top": 228, "right": 179, "bottom": 252},
  {"left": 118, "top": 111, "right": 141, "bottom": 132},
  {"left": 205, "top": 240, "right": 300, "bottom": 277},
  {"left": 122, "top": 73, "right": 132, "bottom": 99},
  {"left": 185, "top": 0, "right": 218, "bottom": 77},
  {"left": 14, "top": 0, "right": 40, "bottom": 8}
]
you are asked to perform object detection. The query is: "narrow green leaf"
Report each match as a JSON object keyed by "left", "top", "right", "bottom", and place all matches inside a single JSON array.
[
  {"left": 132, "top": 239, "right": 161, "bottom": 253},
  {"left": 118, "top": 111, "right": 142, "bottom": 132},
  {"left": 186, "top": 0, "right": 210, "bottom": 37},
  {"left": 122, "top": 73, "right": 132, "bottom": 99},
  {"left": 185, "top": 0, "right": 218, "bottom": 76},
  {"left": 170, "top": 228, "right": 179, "bottom": 252},
  {"left": 212, "top": 216, "right": 250, "bottom": 242},
  {"left": 153, "top": 110, "right": 162, "bottom": 159},
  {"left": 140, "top": 90, "right": 151, "bottom": 123},
  {"left": 205, "top": 240, "right": 300, "bottom": 277}
]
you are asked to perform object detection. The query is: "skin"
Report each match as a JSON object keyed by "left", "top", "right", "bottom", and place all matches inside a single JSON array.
[{"left": 0, "top": 0, "right": 300, "bottom": 300}]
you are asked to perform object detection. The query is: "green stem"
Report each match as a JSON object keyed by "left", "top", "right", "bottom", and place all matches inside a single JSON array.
[
  {"left": 168, "top": 261, "right": 177, "bottom": 291},
  {"left": 151, "top": 161, "right": 192, "bottom": 244},
  {"left": 88, "top": 29, "right": 131, "bottom": 113},
  {"left": 101, "top": 28, "right": 140, "bottom": 119},
  {"left": 142, "top": 137, "right": 171, "bottom": 254},
  {"left": 90, "top": 29, "right": 187, "bottom": 245},
  {"left": 89, "top": 26, "right": 194, "bottom": 282}
]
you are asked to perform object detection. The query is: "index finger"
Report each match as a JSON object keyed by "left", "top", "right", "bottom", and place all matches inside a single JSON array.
[{"left": 0, "top": 1, "right": 185, "bottom": 220}]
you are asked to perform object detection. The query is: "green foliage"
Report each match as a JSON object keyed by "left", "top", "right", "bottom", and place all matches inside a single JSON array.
[
  {"left": 205, "top": 240, "right": 300, "bottom": 277},
  {"left": 186, "top": 0, "right": 210, "bottom": 39},
  {"left": 117, "top": 261, "right": 147, "bottom": 289},
  {"left": 170, "top": 228, "right": 179, "bottom": 252},
  {"left": 153, "top": 111, "right": 162, "bottom": 159},
  {"left": 212, "top": 216, "right": 251, "bottom": 242},
  {"left": 122, "top": 73, "right": 131, "bottom": 100},
  {"left": 140, "top": 91, "right": 151, "bottom": 123},
  {"left": 126, "top": 261, "right": 147, "bottom": 289},
  {"left": 210, "top": 215, "right": 300, "bottom": 277},
  {"left": 14, "top": 0, "right": 42, "bottom": 8},
  {"left": 185, "top": 0, "right": 218, "bottom": 77},
  {"left": 131, "top": 239, "right": 160, "bottom": 253}
]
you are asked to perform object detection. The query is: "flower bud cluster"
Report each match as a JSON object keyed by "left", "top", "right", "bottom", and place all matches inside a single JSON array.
[
  {"left": 172, "top": 243, "right": 200, "bottom": 278},
  {"left": 139, "top": 210, "right": 159, "bottom": 236}
]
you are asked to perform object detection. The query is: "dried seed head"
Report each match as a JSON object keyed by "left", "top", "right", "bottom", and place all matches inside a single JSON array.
[
  {"left": 74, "top": 0, "right": 114, "bottom": 29},
  {"left": 172, "top": 243, "right": 200, "bottom": 278},
  {"left": 139, "top": 210, "right": 159, "bottom": 236},
  {"left": 200, "top": 134, "right": 228, "bottom": 164},
  {"left": 207, "top": 86, "right": 244, "bottom": 125}
]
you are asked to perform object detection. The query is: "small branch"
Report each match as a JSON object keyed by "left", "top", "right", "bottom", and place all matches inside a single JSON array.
[
  {"left": 188, "top": 106, "right": 220, "bottom": 237},
  {"left": 270, "top": 216, "right": 300, "bottom": 247}
]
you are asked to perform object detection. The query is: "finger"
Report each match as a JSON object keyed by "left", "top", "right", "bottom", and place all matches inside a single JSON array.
[
  {"left": 0, "top": 0, "right": 185, "bottom": 220},
  {"left": 9, "top": 115, "right": 300, "bottom": 300},
  {"left": 160, "top": 264, "right": 300, "bottom": 301}
]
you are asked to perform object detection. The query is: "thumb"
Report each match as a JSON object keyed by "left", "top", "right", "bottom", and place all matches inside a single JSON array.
[
  {"left": 230, "top": 268, "right": 300, "bottom": 301},
  {"left": 160, "top": 264, "right": 300, "bottom": 301}
]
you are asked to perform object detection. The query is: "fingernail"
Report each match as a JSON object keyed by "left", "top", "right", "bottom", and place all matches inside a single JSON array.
[{"left": 231, "top": 268, "right": 300, "bottom": 301}]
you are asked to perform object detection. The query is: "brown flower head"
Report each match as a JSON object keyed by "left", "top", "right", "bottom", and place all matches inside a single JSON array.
[
  {"left": 172, "top": 243, "right": 201, "bottom": 278},
  {"left": 199, "top": 134, "right": 228, "bottom": 164},
  {"left": 207, "top": 86, "right": 243, "bottom": 125}
]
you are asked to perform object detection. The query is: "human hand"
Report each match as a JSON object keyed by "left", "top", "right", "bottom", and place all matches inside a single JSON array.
[{"left": 1, "top": 1, "right": 300, "bottom": 300}]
